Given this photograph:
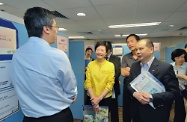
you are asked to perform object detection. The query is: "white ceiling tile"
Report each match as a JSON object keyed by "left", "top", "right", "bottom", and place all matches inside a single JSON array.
[
  {"left": 91, "top": 0, "right": 138, "bottom": 6},
  {"left": 178, "top": 1, "right": 187, "bottom": 11},
  {"left": 57, "top": 7, "right": 100, "bottom": 20},
  {"left": 166, "top": 11, "right": 187, "bottom": 21},
  {"left": 138, "top": 0, "right": 186, "bottom": 13},
  {"left": 135, "top": 12, "right": 172, "bottom": 23},
  {"left": 1, "top": 0, "right": 187, "bottom": 40},
  {"left": 95, "top": 3, "right": 136, "bottom": 19},
  {"left": 42, "top": 0, "right": 91, "bottom": 9}
]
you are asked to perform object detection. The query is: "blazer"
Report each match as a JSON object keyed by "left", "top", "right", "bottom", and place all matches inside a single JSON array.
[
  {"left": 109, "top": 55, "right": 121, "bottom": 96},
  {"left": 127, "top": 58, "right": 179, "bottom": 122}
]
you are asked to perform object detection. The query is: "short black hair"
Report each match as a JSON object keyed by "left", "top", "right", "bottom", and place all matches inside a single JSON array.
[
  {"left": 185, "top": 44, "right": 187, "bottom": 48},
  {"left": 24, "top": 7, "right": 55, "bottom": 37},
  {"left": 126, "top": 34, "right": 140, "bottom": 43},
  {"left": 85, "top": 47, "right": 93, "bottom": 52},
  {"left": 95, "top": 41, "right": 108, "bottom": 53},
  {"left": 171, "top": 49, "right": 186, "bottom": 61},
  {"left": 104, "top": 41, "right": 112, "bottom": 52}
]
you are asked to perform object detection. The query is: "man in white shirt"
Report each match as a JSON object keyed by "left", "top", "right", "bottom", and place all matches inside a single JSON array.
[{"left": 10, "top": 7, "right": 77, "bottom": 122}]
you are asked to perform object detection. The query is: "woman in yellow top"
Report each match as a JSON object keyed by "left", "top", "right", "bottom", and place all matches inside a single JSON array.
[{"left": 84, "top": 41, "right": 115, "bottom": 112}]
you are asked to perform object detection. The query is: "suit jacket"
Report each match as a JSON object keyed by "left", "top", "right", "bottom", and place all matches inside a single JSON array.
[
  {"left": 127, "top": 58, "right": 179, "bottom": 122},
  {"left": 109, "top": 55, "right": 121, "bottom": 96}
]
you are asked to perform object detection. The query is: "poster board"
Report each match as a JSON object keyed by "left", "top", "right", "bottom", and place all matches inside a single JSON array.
[
  {"left": 0, "top": 18, "right": 18, "bottom": 60},
  {"left": 112, "top": 46, "right": 123, "bottom": 56},
  {"left": 83, "top": 105, "right": 109, "bottom": 122},
  {"left": 57, "top": 35, "right": 69, "bottom": 52},
  {"left": 0, "top": 61, "right": 19, "bottom": 121}
]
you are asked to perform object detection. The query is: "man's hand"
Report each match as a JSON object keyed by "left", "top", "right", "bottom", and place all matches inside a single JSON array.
[
  {"left": 124, "top": 67, "right": 131, "bottom": 76},
  {"left": 133, "top": 92, "right": 150, "bottom": 105},
  {"left": 126, "top": 67, "right": 130, "bottom": 72},
  {"left": 72, "top": 96, "right": 77, "bottom": 103},
  {"left": 121, "top": 67, "right": 131, "bottom": 76}
]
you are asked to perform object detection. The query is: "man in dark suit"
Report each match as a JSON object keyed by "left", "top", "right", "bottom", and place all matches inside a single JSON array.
[
  {"left": 184, "top": 44, "right": 187, "bottom": 62},
  {"left": 105, "top": 41, "right": 121, "bottom": 122},
  {"left": 127, "top": 39, "right": 180, "bottom": 122}
]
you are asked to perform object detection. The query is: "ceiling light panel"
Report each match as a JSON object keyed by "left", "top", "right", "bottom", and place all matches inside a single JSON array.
[
  {"left": 109, "top": 22, "right": 161, "bottom": 28},
  {"left": 77, "top": 13, "right": 86, "bottom": 16},
  {"left": 69, "top": 36, "right": 85, "bottom": 39}
]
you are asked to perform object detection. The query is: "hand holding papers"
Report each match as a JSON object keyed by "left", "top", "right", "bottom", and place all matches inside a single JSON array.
[{"left": 130, "top": 71, "right": 165, "bottom": 108}]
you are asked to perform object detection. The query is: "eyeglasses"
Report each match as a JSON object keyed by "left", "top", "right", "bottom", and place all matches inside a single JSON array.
[{"left": 48, "top": 25, "right": 59, "bottom": 30}]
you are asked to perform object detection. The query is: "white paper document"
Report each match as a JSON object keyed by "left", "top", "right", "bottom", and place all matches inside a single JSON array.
[{"left": 130, "top": 71, "right": 165, "bottom": 108}]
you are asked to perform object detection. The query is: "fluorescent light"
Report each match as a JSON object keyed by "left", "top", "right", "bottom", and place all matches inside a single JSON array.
[
  {"left": 0, "top": 2, "right": 4, "bottom": 5},
  {"left": 169, "top": 25, "right": 174, "bottom": 27},
  {"left": 77, "top": 13, "right": 86, "bottom": 16},
  {"left": 109, "top": 22, "right": 161, "bottom": 28},
  {"left": 58, "top": 28, "right": 67, "bottom": 31},
  {"left": 114, "top": 35, "right": 121, "bottom": 37},
  {"left": 69, "top": 36, "right": 85, "bottom": 39},
  {"left": 115, "top": 33, "right": 148, "bottom": 37}
]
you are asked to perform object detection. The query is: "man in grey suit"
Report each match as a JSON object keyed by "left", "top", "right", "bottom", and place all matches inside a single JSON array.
[
  {"left": 127, "top": 39, "right": 179, "bottom": 122},
  {"left": 105, "top": 41, "right": 121, "bottom": 122}
]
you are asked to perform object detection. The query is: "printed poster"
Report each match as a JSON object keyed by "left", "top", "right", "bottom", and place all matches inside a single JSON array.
[
  {"left": 0, "top": 61, "right": 19, "bottom": 121},
  {"left": 0, "top": 26, "right": 17, "bottom": 54},
  {"left": 57, "top": 36, "right": 69, "bottom": 52}
]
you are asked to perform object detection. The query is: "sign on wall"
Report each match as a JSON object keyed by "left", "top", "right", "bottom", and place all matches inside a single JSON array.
[
  {"left": 153, "top": 43, "right": 160, "bottom": 52},
  {"left": 0, "top": 26, "right": 17, "bottom": 55},
  {"left": 0, "top": 18, "right": 18, "bottom": 60},
  {"left": 113, "top": 46, "right": 123, "bottom": 56},
  {"left": 57, "top": 35, "right": 69, "bottom": 52},
  {"left": 0, "top": 61, "right": 19, "bottom": 121}
]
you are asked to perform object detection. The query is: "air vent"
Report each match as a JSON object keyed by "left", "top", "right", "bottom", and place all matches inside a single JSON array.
[
  {"left": 51, "top": 11, "right": 68, "bottom": 19},
  {"left": 178, "top": 27, "right": 187, "bottom": 31},
  {"left": 81, "top": 32, "right": 93, "bottom": 35}
]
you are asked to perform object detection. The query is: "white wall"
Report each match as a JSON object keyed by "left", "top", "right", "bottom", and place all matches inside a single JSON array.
[
  {"left": 151, "top": 36, "right": 187, "bottom": 61},
  {"left": 0, "top": 11, "right": 24, "bottom": 24}
]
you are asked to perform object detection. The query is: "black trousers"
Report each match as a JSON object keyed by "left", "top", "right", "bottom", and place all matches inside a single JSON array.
[
  {"left": 86, "top": 96, "right": 112, "bottom": 109},
  {"left": 110, "top": 96, "right": 119, "bottom": 122},
  {"left": 174, "top": 94, "right": 186, "bottom": 122},
  {"left": 23, "top": 107, "right": 73, "bottom": 122},
  {"left": 123, "top": 81, "right": 132, "bottom": 122}
]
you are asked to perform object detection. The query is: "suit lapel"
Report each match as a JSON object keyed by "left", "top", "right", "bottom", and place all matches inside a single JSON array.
[
  {"left": 134, "top": 61, "right": 141, "bottom": 77},
  {"left": 109, "top": 55, "right": 114, "bottom": 62},
  {"left": 149, "top": 58, "right": 159, "bottom": 75},
  {"left": 137, "top": 63, "right": 141, "bottom": 75}
]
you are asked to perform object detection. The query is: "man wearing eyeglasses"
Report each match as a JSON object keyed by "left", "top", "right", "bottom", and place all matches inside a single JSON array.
[{"left": 10, "top": 7, "right": 77, "bottom": 122}]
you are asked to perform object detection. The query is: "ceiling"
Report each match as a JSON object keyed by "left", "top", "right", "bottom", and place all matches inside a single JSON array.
[{"left": 1, "top": 0, "right": 187, "bottom": 41}]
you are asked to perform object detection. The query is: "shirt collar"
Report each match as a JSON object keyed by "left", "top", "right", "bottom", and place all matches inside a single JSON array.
[
  {"left": 107, "top": 52, "right": 112, "bottom": 59},
  {"left": 128, "top": 52, "right": 138, "bottom": 60},
  {"left": 173, "top": 62, "right": 187, "bottom": 69},
  {"left": 29, "top": 37, "right": 50, "bottom": 46},
  {"left": 106, "top": 52, "right": 112, "bottom": 60},
  {"left": 140, "top": 56, "right": 155, "bottom": 68}
]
